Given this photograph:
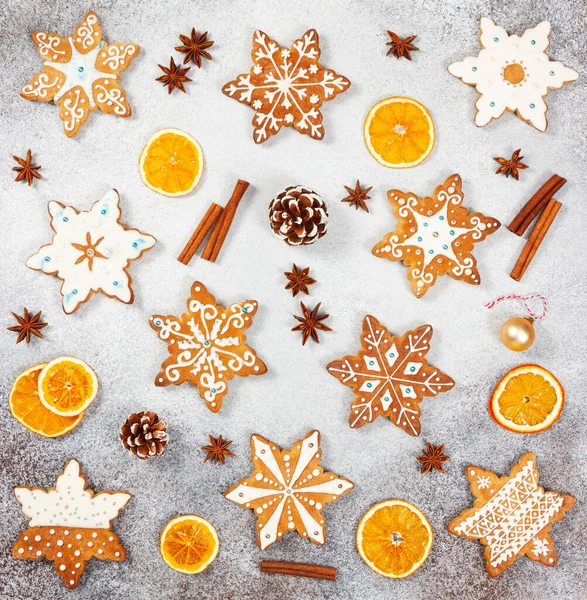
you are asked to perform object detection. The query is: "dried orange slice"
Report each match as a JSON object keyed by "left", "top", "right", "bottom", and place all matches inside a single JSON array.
[
  {"left": 9, "top": 364, "right": 84, "bottom": 438},
  {"left": 139, "top": 128, "right": 204, "bottom": 197},
  {"left": 364, "top": 97, "right": 435, "bottom": 168},
  {"left": 357, "top": 499, "right": 433, "bottom": 579},
  {"left": 489, "top": 364, "right": 564, "bottom": 434},
  {"left": 38, "top": 357, "right": 98, "bottom": 417},
  {"left": 160, "top": 515, "right": 219, "bottom": 574}
]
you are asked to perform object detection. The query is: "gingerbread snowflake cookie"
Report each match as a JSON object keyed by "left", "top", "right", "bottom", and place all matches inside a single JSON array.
[
  {"left": 372, "top": 174, "right": 500, "bottom": 297},
  {"left": 26, "top": 189, "right": 156, "bottom": 314},
  {"left": 150, "top": 282, "right": 267, "bottom": 413},
  {"left": 449, "top": 452, "right": 575, "bottom": 577},
  {"left": 223, "top": 29, "right": 350, "bottom": 143},
  {"left": 225, "top": 430, "right": 353, "bottom": 549},
  {"left": 327, "top": 315, "right": 454, "bottom": 435},
  {"left": 20, "top": 11, "right": 139, "bottom": 137},
  {"left": 448, "top": 19, "right": 578, "bottom": 131},
  {"left": 13, "top": 459, "right": 130, "bottom": 590}
]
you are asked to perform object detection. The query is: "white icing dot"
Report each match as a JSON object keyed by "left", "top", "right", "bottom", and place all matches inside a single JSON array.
[
  {"left": 34, "top": 535, "right": 41, "bottom": 541},
  {"left": 115, "top": 551, "right": 120, "bottom": 557},
  {"left": 18, "top": 548, "right": 24, "bottom": 554},
  {"left": 57, "top": 540, "right": 64, "bottom": 546},
  {"left": 57, "top": 552, "right": 63, "bottom": 558},
  {"left": 87, "top": 542, "right": 93, "bottom": 547},
  {"left": 312, "top": 469, "right": 320, "bottom": 476},
  {"left": 49, "top": 529, "right": 55, "bottom": 535},
  {"left": 76, "top": 534, "right": 82, "bottom": 540},
  {"left": 70, "top": 580, "right": 75, "bottom": 585},
  {"left": 316, "top": 503, "right": 323, "bottom": 510},
  {"left": 59, "top": 565, "right": 66, "bottom": 571}
]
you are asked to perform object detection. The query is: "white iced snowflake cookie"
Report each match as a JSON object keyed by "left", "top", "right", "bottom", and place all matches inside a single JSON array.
[
  {"left": 448, "top": 19, "right": 578, "bottom": 131},
  {"left": 27, "top": 189, "right": 156, "bottom": 314}
]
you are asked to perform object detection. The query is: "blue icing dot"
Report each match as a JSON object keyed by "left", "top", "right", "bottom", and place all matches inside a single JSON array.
[
  {"left": 63, "top": 217, "right": 69, "bottom": 222},
  {"left": 204, "top": 341, "right": 210, "bottom": 347},
  {"left": 113, "top": 281, "right": 119, "bottom": 287},
  {"left": 101, "top": 209, "right": 107, "bottom": 215},
  {"left": 132, "top": 242, "right": 138, "bottom": 248},
  {"left": 472, "top": 66, "right": 477, "bottom": 72},
  {"left": 443, "top": 244, "right": 449, "bottom": 250},
  {"left": 490, "top": 101, "right": 495, "bottom": 107},
  {"left": 405, "top": 388, "right": 411, "bottom": 393},
  {"left": 410, "top": 366, "right": 416, "bottom": 372},
  {"left": 44, "top": 256, "right": 51, "bottom": 262},
  {"left": 366, "top": 383, "right": 372, "bottom": 388},
  {"left": 493, "top": 37, "right": 499, "bottom": 42},
  {"left": 531, "top": 40, "right": 536, "bottom": 45},
  {"left": 388, "top": 353, "right": 394, "bottom": 358},
  {"left": 550, "top": 71, "right": 555, "bottom": 76},
  {"left": 242, "top": 307, "right": 248, "bottom": 313},
  {"left": 155, "top": 319, "right": 162, "bottom": 326},
  {"left": 78, "top": 66, "right": 84, "bottom": 72},
  {"left": 439, "top": 216, "right": 445, "bottom": 220},
  {"left": 530, "top": 103, "right": 535, "bottom": 108},
  {"left": 417, "top": 236, "right": 423, "bottom": 242},
  {"left": 450, "top": 230, "right": 455, "bottom": 235},
  {"left": 369, "top": 360, "right": 375, "bottom": 365},
  {"left": 211, "top": 388, "right": 217, "bottom": 394},
  {"left": 72, "top": 289, "right": 78, "bottom": 295},
  {"left": 428, "top": 249, "right": 434, "bottom": 254},
  {"left": 423, "top": 222, "right": 428, "bottom": 227}
]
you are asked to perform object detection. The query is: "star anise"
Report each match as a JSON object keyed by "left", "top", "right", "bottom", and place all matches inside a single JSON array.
[
  {"left": 156, "top": 57, "right": 192, "bottom": 94},
  {"left": 494, "top": 149, "right": 529, "bottom": 180},
  {"left": 201, "top": 434, "right": 235, "bottom": 465},
  {"left": 8, "top": 308, "right": 48, "bottom": 344},
  {"left": 292, "top": 302, "right": 332, "bottom": 346},
  {"left": 341, "top": 180, "right": 373, "bottom": 212},
  {"left": 284, "top": 264, "right": 316, "bottom": 297},
  {"left": 12, "top": 150, "right": 42, "bottom": 186},
  {"left": 175, "top": 28, "right": 214, "bottom": 67},
  {"left": 416, "top": 443, "right": 450, "bottom": 474},
  {"left": 386, "top": 31, "right": 419, "bottom": 60}
]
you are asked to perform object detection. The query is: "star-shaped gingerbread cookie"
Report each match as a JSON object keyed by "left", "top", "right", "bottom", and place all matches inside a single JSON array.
[
  {"left": 448, "top": 452, "right": 575, "bottom": 576},
  {"left": 372, "top": 174, "right": 500, "bottom": 297},
  {"left": 327, "top": 315, "right": 454, "bottom": 435},
  {"left": 222, "top": 29, "right": 350, "bottom": 143},
  {"left": 150, "top": 282, "right": 267, "bottom": 413},
  {"left": 225, "top": 430, "right": 353, "bottom": 549},
  {"left": 20, "top": 11, "right": 139, "bottom": 137}
]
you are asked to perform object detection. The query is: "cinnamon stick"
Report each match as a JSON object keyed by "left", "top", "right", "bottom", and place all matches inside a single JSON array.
[
  {"left": 177, "top": 203, "right": 223, "bottom": 264},
  {"left": 260, "top": 560, "right": 336, "bottom": 581},
  {"left": 508, "top": 174, "right": 566, "bottom": 235},
  {"left": 510, "top": 198, "right": 561, "bottom": 281},
  {"left": 201, "top": 179, "right": 250, "bottom": 263}
]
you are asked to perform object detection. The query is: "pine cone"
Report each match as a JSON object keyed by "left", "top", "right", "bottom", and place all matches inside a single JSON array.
[
  {"left": 120, "top": 411, "right": 168, "bottom": 460},
  {"left": 268, "top": 185, "right": 328, "bottom": 246}
]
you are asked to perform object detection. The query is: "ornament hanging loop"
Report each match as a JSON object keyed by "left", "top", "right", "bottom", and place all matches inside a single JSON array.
[{"left": 485, "top": 294, "right": 547, "bottom": 321}]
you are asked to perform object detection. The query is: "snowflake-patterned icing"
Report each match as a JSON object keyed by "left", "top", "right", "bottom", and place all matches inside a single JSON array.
[
  {"left": 448, "top": 452, "right": 575, "bottom": 577},
  {"left": 26, "top": 189, "right": 156, "bottom": 314},
  {"left": 150, "top": 282, "right": 267, "bottom": 413},
  {"left": 20, "top": 11, "right": 140, "bottom": 137},
  {"left": 222, "top": 29, "right": 350, "bottom": 143},
  {"left": 326, "top": 315, "right": 454, "bottom": 435},
  {"left": 448, "top": 19, "right": 578, "bottom": 131},
  {"left": 225, "top": 430, "right": 353, "bottom": 549},
  {"left": 372, "top": 174, "right": 500, "bottom": 298},
  {"left": 12, "top": 459, "right": 130, "bottom": 589},
  {"left": 476, "top": 475, "right": 492, "bottom": 490}
]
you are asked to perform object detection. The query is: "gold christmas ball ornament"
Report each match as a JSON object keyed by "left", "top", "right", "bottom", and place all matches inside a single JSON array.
[{"left": 500, "top": 317, "right": 535, "bottom": 352}]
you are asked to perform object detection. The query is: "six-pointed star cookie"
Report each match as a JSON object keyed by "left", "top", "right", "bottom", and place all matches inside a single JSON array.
[
  {"left": 225, "top": 430, "right": 353, "bottom": 549},
  {"left": 448, "top": 452, "right": 575, "bottom": 577},
  {"left": 12, "top": 459, "right": 130, "bottom": 590},
  {"left": 372, "top": 174, "right": 500, "bottom": 297},
  {"left": 222, "top": 29, "right": 350, "bottom": 143},
  {"left": 150, "top": 282, "right": 267, "bottom": 413},
  {"left": 327, "top": 315, "right": 455, "bottom": 435},
  {"left": 26, "top": 189, "right": 156, "bottom": 314},
  {"left": 448, "top": 19, "right": 578, "bottom": 131},
  {"left": 20, "top": 11, "right": 140, "bottom": 137}
]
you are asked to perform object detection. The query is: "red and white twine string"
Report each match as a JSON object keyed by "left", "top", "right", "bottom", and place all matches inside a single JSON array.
[{"left": 485, "top": 294, "right": 548, "bottom": 321}]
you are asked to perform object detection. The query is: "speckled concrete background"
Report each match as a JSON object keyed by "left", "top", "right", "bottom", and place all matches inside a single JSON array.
[{"left": 0, "top": 0, "right": 586, "bottom": 598}]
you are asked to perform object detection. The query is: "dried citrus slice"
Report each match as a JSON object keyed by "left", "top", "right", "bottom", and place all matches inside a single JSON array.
[
  {"left": 160, "top": 515, "right": 219, "bottom": 574},
  {"left": 489, "top": 364, "right": 564, "bottom": 434},
  {"left": 9, "top": 364, "right": 84, "bottom": 438},
  {"left": 38, "top": 357, "right": 98, "bottom": 417},
  {"left": 139, "top": 128, "right": 204, "bottom": 197},
  {"left": 357, "top": 499, "right": 433, "bottom": 579},
  {"left": 364, "top": 97, "right": 435, "bottom": 168}
]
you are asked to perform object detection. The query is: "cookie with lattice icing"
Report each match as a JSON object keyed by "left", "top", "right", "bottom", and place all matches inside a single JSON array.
[
  {"left": 26, "top": 189, "right": 156, "bottom": 314},
  {"left": 222, "top": 29, "right": 350, "bottom": 143},
  {"left": 448, "top": 452, "right": 575, "bottom": 576},
  {"left": 20, "top": 11, "right": 139, "bottom": 137},
  {"left": 13, "top": 459, "right": 130, "bottom": 589},
  {"left": 448, "top": 19, "right": 578, "bottom": 131},
  {"left": 225, "top": 430, "right": 353, "bottom": 549},
  {"left": 372, "top": 174, "right": 500, "bottom": 297},
  {"left": 150, "top": 281, "right": 267, "bottom": 413}
]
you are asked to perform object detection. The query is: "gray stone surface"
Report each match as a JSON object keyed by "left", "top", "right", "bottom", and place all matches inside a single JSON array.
[{"left": 0, "top": 0, "right": 586, "bottom": 598}]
